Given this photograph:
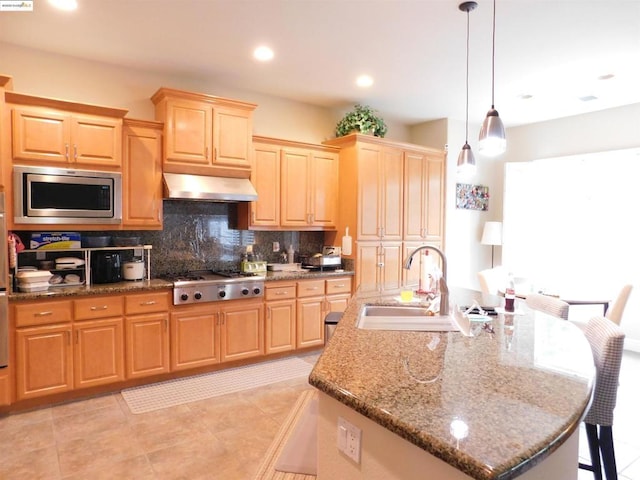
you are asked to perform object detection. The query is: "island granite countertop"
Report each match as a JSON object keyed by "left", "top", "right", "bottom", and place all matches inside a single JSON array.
[{"left": 308, "top": 287, "right": 595, "bottom": 480}]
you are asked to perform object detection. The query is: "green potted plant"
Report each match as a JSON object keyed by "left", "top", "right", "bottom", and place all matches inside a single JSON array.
[{"left": 335, "top": 104, "right": 388, "bottom": 138}]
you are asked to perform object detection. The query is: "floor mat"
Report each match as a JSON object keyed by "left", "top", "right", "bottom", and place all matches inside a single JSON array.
[
  {"left": 121, "top": 356, "right": 314, "bottom": 414},
  {"left": 254, "top": 389, "right": 318, "bottom": 480}
]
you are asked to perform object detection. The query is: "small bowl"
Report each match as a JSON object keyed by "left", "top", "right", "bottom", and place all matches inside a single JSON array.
[{"left": 82, "top": 236, "right": 112, "bottom": 248}]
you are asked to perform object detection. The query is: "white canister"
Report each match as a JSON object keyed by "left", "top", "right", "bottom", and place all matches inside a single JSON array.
[{"left": 122, "top": 259, "right": 145, "bottom": 281}]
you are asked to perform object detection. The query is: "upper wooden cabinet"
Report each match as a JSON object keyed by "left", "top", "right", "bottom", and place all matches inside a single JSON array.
[
  {"left": 7, "top": 92, "right": 127, "bottom": 169},
  {"left": 403, "top": 150, "right": 445, "bottom": 241},
  {"left": 239, "top": 136, "right": 339, "bottom": 231},
  {"left": 151, "top": 87, "right": 256, "bottom": 177},
  {"left": 122, "top": 119, "right": 163, "bottom": 229}
]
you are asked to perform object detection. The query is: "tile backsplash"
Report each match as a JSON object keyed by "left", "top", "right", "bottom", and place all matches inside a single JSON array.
[{"left": 15, "top": 200, "right": 327, "bottom": 277}]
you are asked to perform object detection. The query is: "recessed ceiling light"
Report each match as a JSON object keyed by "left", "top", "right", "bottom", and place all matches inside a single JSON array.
[
  {"left": 356, "top": 75, "right": 374, "bottom": 88},
  {"left": 253, "top": 46, "right": 274, "bottom": 62},
  {"left": 48, "top": 0, "right": 78, "bottom": 11},
  {"left": 518, "top": 94, "right": 533, "bottom": 100},
  {"left": 598, "top": 74, "right": 615, "bottom": 81},
  {"left": 579, "top": 95, "right": 598, "bottom": 102}
]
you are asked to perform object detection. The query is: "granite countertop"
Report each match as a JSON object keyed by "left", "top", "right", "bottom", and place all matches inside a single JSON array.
[
  {"left": 309, "top": 287, "right": 595, "bottom": 480},
  {"left": 265, "top": 269, "right": 354, "bottom": 282},
  {"left": 8, "top": 270, "right": 354, "bottom": 301},
  {"left": 8, "top": 278, "right": 173, "bottom": 301}
]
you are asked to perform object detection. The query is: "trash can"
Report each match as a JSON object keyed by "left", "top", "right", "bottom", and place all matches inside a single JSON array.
[{"left": 324, "top": 312, "right": 342, "bottom": 343}]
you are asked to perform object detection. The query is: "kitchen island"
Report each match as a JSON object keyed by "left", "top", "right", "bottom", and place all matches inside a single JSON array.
[{"left": 309, "top": 288, "right": 595, "bottom": 480}]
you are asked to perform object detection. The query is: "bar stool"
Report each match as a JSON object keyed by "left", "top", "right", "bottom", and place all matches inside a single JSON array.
[
  {"left": 579, "top": 315, "right": 626, "bottom": 480},
  {"left": 525, "top": 293, "right": 570, "bottom": 320}
]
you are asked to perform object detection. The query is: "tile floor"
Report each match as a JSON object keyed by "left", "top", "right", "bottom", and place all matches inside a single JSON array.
[{"left": 1, "top": 350, "right": 638, "bottom": 480}]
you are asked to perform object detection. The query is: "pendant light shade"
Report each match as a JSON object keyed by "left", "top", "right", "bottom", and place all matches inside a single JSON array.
[
  {"left": 457, "top": 1, "right": 478, "bottom": 175},
  {"left": 478, "top": 0, "right": 506, "bottom": 157}
]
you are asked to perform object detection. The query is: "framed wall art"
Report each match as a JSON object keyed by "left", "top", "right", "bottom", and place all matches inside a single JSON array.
[{"left": 456, "top": 183, "right": 489, "bottom": 211}]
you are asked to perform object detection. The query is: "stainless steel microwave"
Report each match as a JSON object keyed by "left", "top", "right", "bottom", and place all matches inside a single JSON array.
[{"left": 13, "top": 165, "right": 122, "bottom": 224}]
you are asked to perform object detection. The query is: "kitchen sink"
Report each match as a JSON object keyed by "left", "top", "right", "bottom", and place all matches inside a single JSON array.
[{"left": 356, "top": 304, "right": 461, "bottom": 332}]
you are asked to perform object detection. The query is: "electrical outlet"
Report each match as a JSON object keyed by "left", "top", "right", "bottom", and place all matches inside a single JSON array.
[
  {"left": 337, "top": 417, "right": 361, "bottom": 464},
  {"left": 272, "top": 241, "right": 280, "bottom": 252}
]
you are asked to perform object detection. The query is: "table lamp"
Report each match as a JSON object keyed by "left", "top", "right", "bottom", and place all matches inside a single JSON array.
[{"left": 481, "top": 221, "right": 502, "bottom": 268}]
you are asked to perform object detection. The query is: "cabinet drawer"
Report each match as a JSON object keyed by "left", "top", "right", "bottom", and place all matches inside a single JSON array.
[
  {"left": 297, "top": 279, "right": 325, "bottom": 298},
  {"left": 265, "top": 284, "right": 296, "bottom": 301},
  {"left": 326, "top": 277, "right": 352, "bottom": 295},
  {"left": 14, "top": 300, "right": 73, "bottom": 327},
  {"left": 74, "top": 296, "right": 124, "bottom": 320},
  {"left": 125, "top": 291, "right": 170, "bottom": 315}
]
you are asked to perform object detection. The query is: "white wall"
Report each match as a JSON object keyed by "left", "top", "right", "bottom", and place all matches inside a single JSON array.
[{"left": 0, "top": 42, "right": 410, "bottom": 144}]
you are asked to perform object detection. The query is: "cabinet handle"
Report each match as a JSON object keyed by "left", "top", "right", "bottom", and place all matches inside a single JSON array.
[
  {"left": 73, "top": 144, "right": 78, "bottom": 160},
  {"left": 35, "top": 311, "right": 53, "bottom": 317},
  {"left": 66, "top": 330, "right": 71, "bottom": 345},
  {"left": 221, "top": 313, "right": 225, "bottom": 325},
  {"left": 332, "top": 284, "right": 345, "bottom": 288},
  {"left": 275, "top": 291, "right": 288, "bottom": 295},
  {"left": 141, "top": 301, "right": 157, "bottom": 306},
  {"left": 377, "top": 262, "right": 384, "bottom": 268},
  {"left": 90, "top": 305, "right": 108, "bottom": 311},
  {"left": 164, "top": 318, "right": 168, "bottom": 331},
  {"left": 205, "top": 146, "right": 209, "bottom": 160},
  {"left": 306, "top": 286, "right": 320, "bottom": 291},
  {"left": 266, "top": 307, "right": 270, "bottom": 320},
  {"left": 75, "top": 330, "right": 79, "bottom": 344},
  {"left": 251, "top": 211, "right": 256, "bottom": 223},
  {"left": 214, "top": 147, "right": 217, "bottom": 160},
  {"left": 65, "top": 143, "right": 69, "bottom": 160}
]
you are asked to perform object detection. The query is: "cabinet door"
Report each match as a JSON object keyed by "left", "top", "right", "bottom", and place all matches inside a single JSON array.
[
  {"left": 74, "top": 317, "right": 124, "bottom": 389},
  {"left": 220, "top": 300, "right": 264, "bottom": 362},
  {"left": 404, "top": 151, "right": 445, "bottom": 242},
  {"left": 424, "top": 154, "right": 445, "bottom": 242},
  {"left": 265, "top": 300, "right": 296, "bottom": 354},
  {"left": 381, "top": 147, "right": 404, "bottom": 240},
  {"left": 281, "top": 148, "right": 311, "bottom": 227},
  {"left": 356, "top": 243, "right": 382, "bottom": 294},
  {"left": 164, "top": 98, "right": 211, "bottom": 166},
  {"left": 356, "top": 242, "right": 402, "bottom": 294},
  {"left": 12, "top": 108, "right": 71, "bottom": 164},
  {"left": 250, "top": 142, "right": 281, "bottom": 227},
  {"left": 309, "top": 151, "right": 339, "bottom": 228},
  {"left": 212, "top": 105, "right": 252, "bottom": 169},
  {"left": 170, "top": 306, "right": 219, "bottom": 371},
  {"left": 296, "top": 297, "right": 324, "bottom": 348},
  {"left": 71, "top": 115, "right": 122, "bottom": 167},
  {"left": 357, "top": 145, "right": 382, "bottom": 240},
  {"left": 122, "top": 123, "right": 163, "bottom": 228},
  {"left": 326, "top": 294, "right": 350, "bottom": 313},
  {"left": 16, "top": 324, "right": 73, "bottom": 400},
  {"left": 125, "top": 312, "right": 170, "bottom": 379},
  {"left": 380, "top": 242, "right": 403, "bottom": 292},
  {"left": 0, "top": 372, "right": 10, "bottom": 406}
]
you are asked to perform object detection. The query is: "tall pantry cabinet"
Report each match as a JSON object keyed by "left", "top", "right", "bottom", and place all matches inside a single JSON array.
[{"left": 323, "top": 134, "right": 446, "bottom": 294}]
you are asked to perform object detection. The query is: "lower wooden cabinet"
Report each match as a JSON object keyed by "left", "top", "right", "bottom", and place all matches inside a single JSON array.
[
  {"left": 16, "top": 323, "right": 73, "bottom": 400},
  {"left": 170, "top": 297, "right": 264, "bottom": 371},
  {"left": 296, "top": 295, "right": 325, "bottom": 348},
  {"left": 73, "top": 317, "right": 124, "bottom": 389},
  {"left": 265, "top": 282, "right": 297, "bottom": 354}
]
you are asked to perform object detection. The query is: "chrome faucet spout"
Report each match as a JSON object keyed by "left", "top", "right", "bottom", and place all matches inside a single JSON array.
[{"left": 403, "top": 245, "right": 449, "bottom": 315}]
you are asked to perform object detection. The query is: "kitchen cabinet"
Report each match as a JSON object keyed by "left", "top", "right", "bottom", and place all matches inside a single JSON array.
[
  {"left": 124, "top": 291, "right": 170, "bottom": 379},
  {"left": 170, "top": 297, "right": 264, "bottom": 370},
  {"left": 122, "top": 119, "right": 163, "bottom": 229},
  {"left": 402, "top": 241, "right": 443, "bottom": 290},
  {"left": 280, "top": 146, "right": 339, "bottom": 229},
  {"left": 403, "top": 150, "right": 445, "bottom": 242},
  {"left": 151, "top": 87, "right": 256, "bottom": 176},
  {"left": 8, "top": 92, "right": 127, "bottom": 168},
  {"left": 323, "top": 134, "right": 446, "bottom": 294},
  {"left": 14, "top": 295, "right": 125, "bottom": 400},
  {"left": 14, "top": 299, "right": 73, "bottom": 400},
  {"left": 238, "top": 136, "right": 339, "bottom": 231},
  {"left": 296, "top": 277, "right": 352, "bottom": 348},
  {"left": 356, "top": 241, "right": 403, "bottom": 295},
  {"left": 0, "top": 75, "right": 14, "bottom": 190},
  {"left": 264, "top": 282, "right": 297, "bottom": 354}
]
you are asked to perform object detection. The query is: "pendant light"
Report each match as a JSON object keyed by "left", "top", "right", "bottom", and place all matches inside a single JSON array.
[
  {"left": 457, "top": 1, "right": 478, "bottom": 175},
  {"left": 478, "top": 0, "right": 506, "bottom": 157}
]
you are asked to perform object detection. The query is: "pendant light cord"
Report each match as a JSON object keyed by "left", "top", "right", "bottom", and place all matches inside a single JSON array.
[
  {"left": 490, "top": 0, "right": 496, "bottom": 109},
  {"left": 465, "top": 6, "right": 470, "bottom": 143}
]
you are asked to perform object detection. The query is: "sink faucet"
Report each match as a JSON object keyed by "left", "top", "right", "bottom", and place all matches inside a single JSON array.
[{"left": 403, "top": 245, "right": 449, "bottom": 315}]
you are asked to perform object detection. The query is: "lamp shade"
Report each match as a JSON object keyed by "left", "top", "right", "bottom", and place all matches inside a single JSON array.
[
  {"left": 481, "top": 221, "right": 502, "bottom": 246},
  {"left": 478, "top": 108, "right": 506, "bottom": 157}
]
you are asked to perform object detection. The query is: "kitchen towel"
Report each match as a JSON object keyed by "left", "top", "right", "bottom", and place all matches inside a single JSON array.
[{"left": 121, "top": 356, "right": 314, "bottom": 414}]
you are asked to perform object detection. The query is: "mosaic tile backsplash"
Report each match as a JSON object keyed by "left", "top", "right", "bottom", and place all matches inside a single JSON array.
[{"left": 15, "top": 200, "right": 328, "bottom": 277}]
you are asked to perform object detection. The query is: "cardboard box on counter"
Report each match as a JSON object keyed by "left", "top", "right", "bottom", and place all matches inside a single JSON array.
[{"left": 30, "top": 232, "right": 81, "bottom": 250}]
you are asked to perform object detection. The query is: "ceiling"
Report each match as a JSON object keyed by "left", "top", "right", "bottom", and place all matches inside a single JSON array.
[{"left": 1, "top": 0, "right": 639, "bottom": 128}]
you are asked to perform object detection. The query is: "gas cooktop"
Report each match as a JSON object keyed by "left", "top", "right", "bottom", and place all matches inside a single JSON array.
[{"left": 162, "top": 269, "right": 265, "bottom": 305}]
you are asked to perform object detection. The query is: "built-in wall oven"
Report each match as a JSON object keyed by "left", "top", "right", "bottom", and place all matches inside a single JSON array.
[{"left": 0, "top": 192, "right": 8, "bottom": 368}]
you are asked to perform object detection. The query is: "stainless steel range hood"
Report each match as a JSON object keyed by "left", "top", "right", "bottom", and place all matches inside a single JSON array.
[{"left": 163, "top": 172, "right": 258, "bottom": 202}]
